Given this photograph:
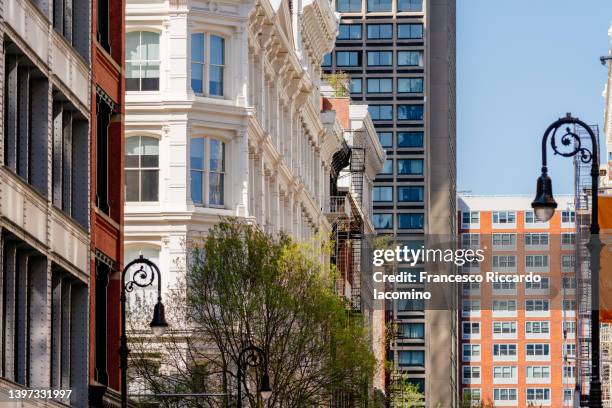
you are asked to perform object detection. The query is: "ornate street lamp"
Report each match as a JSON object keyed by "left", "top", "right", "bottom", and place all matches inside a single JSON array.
[
  {"left": 236, "top": 345, "right": 273, "bottom": 407},
  {"left": 120, "top": 255, "right": 169, "bottom": 408},
  {"left": 531, "top": 113, "right": 603, "bottom": 407}
]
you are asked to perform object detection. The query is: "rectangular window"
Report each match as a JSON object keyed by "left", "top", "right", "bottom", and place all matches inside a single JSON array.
[
  {"left": 336, "top": 0, "right": 361, "bottom": 12},
  {"left": 461, "top": 233, "right": 480, "bottom": 248},
  {"left": 525, "top": 277, "right": 550, "bottom": 290},
  {"left": 373, "top": 186, "right": 393, "bottom": 202},
  {"left": 462, "top": 211, "right": 480, "bottom": 225},
  {"left": 368, "top": 105, "right": 393, "bottom": 120},
  {"left": 350, "top": 78, "right": 362, "bottom": 93},
  {"left": 525, "top": 233, "right": 549, "bottom": 246},
  {"left": 492, "top": 211, "right": 516, "bottom": 224},
  {"left": 564, "top": 321, "right": 576, "bottom": 335},
  {"left": 398, "top": 323, "right": 424, "bottom": 339},
  {"left": 463, "top": 344, "right": 481, "bottom": 360},
  {"left": 190, "top": 33, "right": 225, "bottom": 96},
  {"left": 367, "top": 0, "right": 391, "bottom": 11},
  {"left": 126, "top": 31, "right": 161, "bottom": 91},
  {"left": 397, "top": 186, "right": 424, "bottom": 202},
  {"left": 367, "top": 24, "right": 393, "bottom": 39},
  {"left": 562, "top": 211, "right": 576, "bottom": 223},
  {"left": 526, "top": 366, "right": 550, "bottom": 379},
  {"left": 493, "top": 388, "right": 517, "bottom": 402},
  {"left": 463, "top": 366, "right": 481, "bottom": 381},
  {"left": 397, "top": 0, "right": 423, "bottom": 12},
  {"left": 564, "top": 344, "right": 577, "bottom": 357},
  {"left": 378, "top": 132, "right": 393, "bottom": 147},
  {"left": 493, "top": 344, "right": 517, "bottom": 357},
  {"left": 381, "top": 159, "right": 393, "bottom": 175},
  {"left": 338, "top": 24, "right": 362, "bottom": 39},
  {"left": 525, "top": 255, "right": 549, "bottom": 268},
  {"left": 462, "top": 299, "right": 481, "bottom": 315},
  {"left": 397, "top": 159, "right": 423, "bottom": 175},
  {"left": 526, "top": 344, "right": 550, "bottom": 356},
  {"left": 493, "top": 366, "right": 517, "bottom": 379},
  {"left": 562, "top": 255, "right": 576, "bottom": 269},
  {"left": 125, "top": 136, "right": 160, "bottom": 203},
  {"left": 561, "top": 233, "right": 576, "bottom": 246},
  {"left": 563, "top": 277, "right": 577, "bottom": 289},
  {"left": 373, "top": 213, "right": 393, "bottom": 229},
  {"left": 397, "top": 77, "right": 424, "bottom": 93},
  {"left": 493, "top": 321, "right": 517, "bottom": 334},
  {"left": 397, "top": 23, "right": 423, "bottom": 39},
  {"left": 367, "top": 51, "right": 393, "bottom": 66},
  {"left": 493, "top": 299, "right": 517, "bottom": 312},
  {"left": 367, "top": 78, "right": 393, "bottom": 93},
  {"left": 464, "top": 389, "right": 482, "bottom": 406},
  {"left": 492, "top": 281, "right": 516, "bottom": 291},
  {"left": 397, "top": 131, "right": 424, "bottom": 147},
  {"left": 525, "top": 321, "right": 550, "bottom": 334},
  {"left": 398, "top": 298, "right": 424, "bottom": 311},
  {"left": 463, "top": 322, "right": 480, "bottom": 337},
  {"left": 398, "top": 213, "right": 424, "bottom": 229},
  {"left": 397, "top": 51, "right": 423, "bottom": 66},
  {"left": 526, "top": 300, "right": 549, "bottom": 312},
  {"left": 492, "top": 255, "right": 516, "bottom": 268},
  {"left": 492, "top": 233, "right": 516, "bottom": 247},
  {"left": 397, "top": 104, "right": 424, "bottom": 120},
  {"left": 398, "top": 350, "right": 424, "bottom": 366},
  {"left": 526, "top": 388, "right": 550, "bottom": 403},
  {"left": 190, "top": 137, "right": 225, "bottom": 206},
  {"left": 336, "top": 51, "right": 360, "bottom": 67},
  {"left": 563, "top": 300, "right": 577, "bottom": 312}
]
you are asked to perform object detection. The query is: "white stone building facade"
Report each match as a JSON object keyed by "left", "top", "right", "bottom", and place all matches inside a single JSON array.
[{"left": 124, "top": 0, "right": 343, "bottom": 292}]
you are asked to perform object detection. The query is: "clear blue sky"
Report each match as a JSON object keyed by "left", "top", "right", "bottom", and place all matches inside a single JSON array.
[{"left": 457, "top": 0, "right": 612, "bottom": 195}]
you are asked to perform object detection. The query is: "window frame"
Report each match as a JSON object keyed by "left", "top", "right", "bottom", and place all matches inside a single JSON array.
[
  {"left": 126, "top": 31, "right": 161, "bottom": 92},
  {"left": 125, "top": 135, "right": 160, "bottom": 202},
  {"left": 190, "top": 137, "right": 227, "bottom": 207}
]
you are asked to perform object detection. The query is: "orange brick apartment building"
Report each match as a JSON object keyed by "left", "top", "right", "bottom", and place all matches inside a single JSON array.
[{"left": 458, "top": 195, "right": 579, "bottom": 407}]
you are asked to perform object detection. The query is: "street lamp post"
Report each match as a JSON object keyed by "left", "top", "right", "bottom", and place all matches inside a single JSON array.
[
  {"left": 531, "top": 113, "right": 603, "bottom": 407},
  {"left": 120, "top": 255, "right": 169, "bottom": 408},
  {"left": 236, "top": 345, "right": 272, "bottom": 407}
]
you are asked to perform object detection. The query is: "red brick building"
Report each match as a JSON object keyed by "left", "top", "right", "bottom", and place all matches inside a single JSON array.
[{"left": 89, "top": 0, "right": 125, "bottom": 405}]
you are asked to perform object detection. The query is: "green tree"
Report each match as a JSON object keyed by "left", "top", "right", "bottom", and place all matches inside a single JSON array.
[{"left": 129, "top": 218, "right": 375, "bottom": 407}]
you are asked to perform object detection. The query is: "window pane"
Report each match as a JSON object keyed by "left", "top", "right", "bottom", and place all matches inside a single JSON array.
[
  {"left": 397, "top": 104, "right": 424, "bottom": 120},
  {"left": 367, "top": 24, "right": 392, "bottom": 39},
  {"left": 209, "top": 66, "right": 224, "bottom": 96},
  {"left": 125, "top": 62, "right": 140, "bottom": 91},
  {"left": 142, "top": 32, "right": 160, "bottom": 61},
  {"left": 125, "top": 137, "right": 141, "bottom": 167},
  {"left": 191, "top": 138, "right": 205, "bottom": 170},
  {"left": 398, "top": 214, "right": 424, "bottom": 229},
  {"left": 367, "top": 0, "right": 391, "bottom": 12},
  {"left": 191, "top": 33, "right": 205, "bottom": 63},
  {"left": 322, "top": 53, "right": 332, "bottom": 67},
  {"left": 398, "top": 186, "right": 423, "bottom": 202},
  {"left": 378, "top": 132, "right": 393, "bottom": 147},
  {"left": 141, "top": 62, "right": 160, "bottom": 90},
  {"left": 398, "top": 78, "right": 424, "bottom": 93},
  {"left": 210, "top": 36, "right": 225, "bottom": 65},
  {"left": 397, "top": 159, "right": 423, "bottom": 174},
  {"left": 373, "top": 213, "right": 392, "bottom": 229},
  {"left": 398, "top": 0, "right": 422, "bottom": 12},
  {"left": 191, "top": 63, "right": 203, "bottom": 93},
  {"left": 141, "top": 137, "right": 159, "bottom": 167},
  {"left": 350, "top": 78, "right": 362, "bottom": 93},
  {"left": 125, "top": 170, "right": 139, "bottom": 201},
  {"left": 209, "top": 140, "right": 225, "bottom": 172},
  {"left": 191, "top": 170, "right": 203, "bottom": 204},
  {"left": 398, "top": 23, "right": 423, "bottom": 39},
  {"left": 397, "top": 131, "right": 424, "bottom": 147},
  {"left": 381, "top": 160, "right": 393, "bottom": 174},
  {"left": 398, "top": 51, "right": 423, "bottom": 66},
  {"left": 126, "top": 32, "right": 140, "bottom": 60},
  {"left": 141, "top": 170, "right": 159, "bottom": 201},
  {"left": 209, "top": 173, "right": 224, "bottom": 205}
]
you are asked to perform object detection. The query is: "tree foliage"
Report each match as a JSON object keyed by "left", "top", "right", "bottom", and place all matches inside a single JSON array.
[{"left": 129, "top": 218, "right": 375, "bottom": 407}]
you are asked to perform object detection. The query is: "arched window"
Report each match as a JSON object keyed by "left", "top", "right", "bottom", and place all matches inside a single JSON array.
[
  {"left": 190, "top": 137, "right": 225, "bottom": 206},
  {"left": 125, "top": 136, "right": 159, "bottom": 202},
  {"left": 191, "top": 33, "right": 225, "bottom": 96},
  {"left": 126, "top": 31, "right": 160, "bottom": 91}
]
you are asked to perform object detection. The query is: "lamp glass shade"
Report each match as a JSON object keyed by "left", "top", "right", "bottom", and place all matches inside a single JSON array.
[
  {"left": 531, "top": 172, "right": 557, "bottom": 222},
  {"left": 260, "top": 373, "right": 272, "bottom": 400},
  {"left": 150, "top": 301, "right": 169, "bottom": 336},
  {"left": 534, "top": 207, "right": 555, "bottom": 223}
]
